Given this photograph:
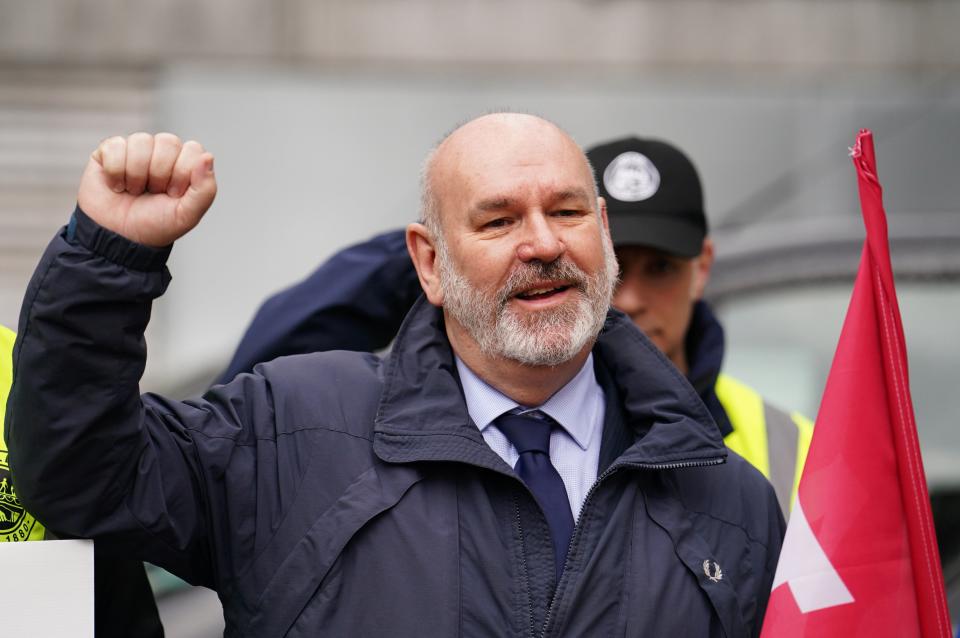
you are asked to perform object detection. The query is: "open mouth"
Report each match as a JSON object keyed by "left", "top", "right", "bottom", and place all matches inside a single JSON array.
[{"left": 514, "top": 284, "right": 571, "bottom": 301}]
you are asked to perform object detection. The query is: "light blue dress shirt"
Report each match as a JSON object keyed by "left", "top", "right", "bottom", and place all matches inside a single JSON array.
[{"left": 455, "top": 354, "right": 606, "bottom": 519}]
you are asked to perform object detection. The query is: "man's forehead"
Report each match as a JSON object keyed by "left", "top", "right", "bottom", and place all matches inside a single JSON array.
[
  {"left": 473, "top": 185, "right": 594, "bottom": 212},
  {"left": 433, "top": 117, "right": 592, "bottom": 200}
]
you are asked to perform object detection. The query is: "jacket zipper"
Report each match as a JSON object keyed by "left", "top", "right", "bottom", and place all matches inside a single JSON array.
[
  {"left": 513, "top": 494, "right": 537, "bottom": 638},
  {"left": 538, "top": 456, "right": 725, "bottom": 638}
]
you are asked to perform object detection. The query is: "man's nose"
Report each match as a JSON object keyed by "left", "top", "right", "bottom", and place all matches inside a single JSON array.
[{"left": 516, "top": 214, "right": 564, "bottom": 263}]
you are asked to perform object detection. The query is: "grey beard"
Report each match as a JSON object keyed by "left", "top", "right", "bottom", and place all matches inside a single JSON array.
[{"left": 437, "top": 238, "right": 618, "bottom": 367}]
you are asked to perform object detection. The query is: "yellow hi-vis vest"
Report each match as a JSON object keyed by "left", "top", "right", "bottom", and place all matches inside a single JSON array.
[
  {"left": 0, "top": 325, "right": 45, "bottom": 542},
  {"left": 715, "top": 373, "right": 813, "bottom": 520}
]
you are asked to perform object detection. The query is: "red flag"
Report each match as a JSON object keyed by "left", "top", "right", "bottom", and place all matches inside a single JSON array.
[{"left": 760, "top": 130, "right": 951, "bottom": 637}]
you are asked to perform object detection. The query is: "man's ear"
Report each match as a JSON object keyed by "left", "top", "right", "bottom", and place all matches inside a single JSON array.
[
  {"left": 406, "top": 222, "right": 445, "bottom": 306},
  {"left": 598, "top": 196, "right": 610, "bottom": 234},
  {"left": 692, "top": 237, "right": 714, "bottom": 300}
]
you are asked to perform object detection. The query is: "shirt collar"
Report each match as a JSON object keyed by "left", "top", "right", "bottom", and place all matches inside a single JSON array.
[{"left": 455, "top": 353, "right": 602, "bottom": 451}]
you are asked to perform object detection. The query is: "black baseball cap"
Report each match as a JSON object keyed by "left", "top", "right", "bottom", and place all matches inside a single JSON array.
[{"left": 586, "top": 136, "right": 707, "bottom": 257}]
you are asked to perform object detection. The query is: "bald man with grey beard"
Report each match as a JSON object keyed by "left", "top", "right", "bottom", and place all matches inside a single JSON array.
[{"left": 9, "top": 113, "right": 784, "bottom": 637}]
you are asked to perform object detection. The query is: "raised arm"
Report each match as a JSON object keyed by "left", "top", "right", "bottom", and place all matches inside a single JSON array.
[{"left": 5, "top": 133, "right": 255, "bottom": 585}]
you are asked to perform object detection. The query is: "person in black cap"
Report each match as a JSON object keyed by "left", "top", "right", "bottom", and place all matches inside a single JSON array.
[
  {"left": 589, "top": 137, "right": 710, "bottom": 373},
  {"left": 588, "top": 136, "right": 811, "bottom": 517},
  {"left": 219, "top": 135, "right": 810, "bottom": 518}
]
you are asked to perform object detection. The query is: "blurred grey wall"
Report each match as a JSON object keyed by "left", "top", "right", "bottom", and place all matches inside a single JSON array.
[
  {"left": 3, "top": 1, "right": 959, "bottom": 68},
  {"left": 1, "top": 1, "right": 958, "bottom": 391}
]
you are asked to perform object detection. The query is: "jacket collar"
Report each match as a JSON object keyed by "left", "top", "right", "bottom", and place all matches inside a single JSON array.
[
  {"left": 373, "top": 297, "right": 725, "bottom": 471},
  {"left": 684, "top": 301, "right": 733, "bottom": 437}
]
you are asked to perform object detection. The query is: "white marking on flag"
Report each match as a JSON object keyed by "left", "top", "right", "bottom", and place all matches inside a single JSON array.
[{"left": 771, "top": 500, "right": 855, "bottom": 613}]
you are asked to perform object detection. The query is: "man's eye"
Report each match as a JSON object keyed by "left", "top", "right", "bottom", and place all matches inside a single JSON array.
[
  {"left": 552, "top": 209, "right": 580, "bottom": 217},
  {"left": 647, "top": 259, "right": 676, "bottom": 275},
  {"left": 483, "top": 218, "right": 511, "bottom": 229}
]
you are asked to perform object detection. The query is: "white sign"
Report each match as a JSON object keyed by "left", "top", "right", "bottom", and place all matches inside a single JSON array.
[{"left": 0, "top": 539, "right": 94, "bottom": 637}]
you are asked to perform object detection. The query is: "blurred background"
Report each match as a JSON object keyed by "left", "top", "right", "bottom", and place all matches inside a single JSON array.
[{"left": 1, "top": 1, "right": 958, "bottom": 635}]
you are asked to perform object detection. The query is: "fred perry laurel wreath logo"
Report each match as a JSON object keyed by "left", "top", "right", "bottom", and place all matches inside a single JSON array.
[
  {"left": 702, "top": 559, "right": 723, "bottom": 583},
  {"left": 602, "top": 151, "right": 661, "bottom": 202},
  {"left": 0, "top": 450, "right": 38, "bottom": 542}
]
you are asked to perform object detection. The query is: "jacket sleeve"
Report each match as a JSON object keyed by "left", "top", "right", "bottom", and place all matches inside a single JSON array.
[
  {"left": 217, "top": 228, "right": 421, "bottom": 384},
  {"left": 6, "top": 208, "right": 276, "bottom": 588}
]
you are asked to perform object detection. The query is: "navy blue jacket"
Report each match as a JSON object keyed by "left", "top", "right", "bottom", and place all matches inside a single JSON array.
[{"left": 9, "top": 212, "right": 784, "bottom": 637}]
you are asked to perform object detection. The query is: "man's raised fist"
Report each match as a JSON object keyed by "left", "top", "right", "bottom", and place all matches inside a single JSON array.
[{"left": 77, "top": 132, "right": 217, "bottom": 247}]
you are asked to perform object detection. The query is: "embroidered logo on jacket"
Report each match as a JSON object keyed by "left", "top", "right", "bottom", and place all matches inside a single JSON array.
[{"left": 702, "top": 559, "right": 723, "bottom": 583}]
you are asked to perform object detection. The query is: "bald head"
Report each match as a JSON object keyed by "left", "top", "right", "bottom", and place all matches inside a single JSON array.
[
  {"left": 405, "top": 111, "right": 617, "bottom": 385},
  {"left": 420, "top": 113, "right": 598, "bottom": 238}
]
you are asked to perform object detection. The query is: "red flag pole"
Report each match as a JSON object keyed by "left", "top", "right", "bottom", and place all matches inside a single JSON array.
[{"left": 850, "top": 130, "right": 951, "bottom": 637}]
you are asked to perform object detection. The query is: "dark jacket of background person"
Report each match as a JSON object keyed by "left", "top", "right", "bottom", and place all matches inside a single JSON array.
[
  {"left": 219, "top": 229, "right": 420, "bottom": 382},
  {"left": 9, "top": 212, "right": 784, "bottom": 637},
  {"left": 1, "top": 324, "right": 164, "bottom": 638}
]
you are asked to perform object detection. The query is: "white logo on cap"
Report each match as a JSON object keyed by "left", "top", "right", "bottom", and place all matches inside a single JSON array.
[{"left": 603, "top": 151, "right": 660, "bottom": 202}]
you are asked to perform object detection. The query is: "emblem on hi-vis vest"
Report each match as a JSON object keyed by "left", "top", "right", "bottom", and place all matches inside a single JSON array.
[
  {"left": 702, "top": 559, "right": 723, "bottom": 583},
  {"left": 0, "top": 450, "right": 39, "bottom": 542}
]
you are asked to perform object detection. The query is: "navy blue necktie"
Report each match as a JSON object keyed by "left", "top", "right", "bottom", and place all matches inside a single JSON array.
[{"left": 495, "top": 411, "right": 575, "bottom": 579}]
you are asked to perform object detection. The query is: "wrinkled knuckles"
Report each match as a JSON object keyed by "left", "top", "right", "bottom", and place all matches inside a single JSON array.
[
  {"left": 95, "top": 136, "right": 128, "bottom": 192},
  {"left": 154, "top": 132, "right": 182, "bottom": 148},
  {"left": 124, "top": 133, "right": 154, "bottom": 194},
  {"left": 99, "top": 135, "right": 126, "bottom": 151},
  {"left": 96, "top": 136, "right": 126, "bottom": 163},
  {"left": 147, "top": 135, "right": 183, "bottom": 193},
  {"left": 182, "top": 140, "right": 205, "bottom": 154}
]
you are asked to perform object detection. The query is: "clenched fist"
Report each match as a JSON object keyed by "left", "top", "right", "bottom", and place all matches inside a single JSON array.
[{"left": 77, "top": 132, "right": 217, "bottom": 247}]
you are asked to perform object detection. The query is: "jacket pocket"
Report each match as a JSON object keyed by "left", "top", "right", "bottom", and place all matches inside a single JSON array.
[
  {"left": 244, "top": 463, "right": 425, "bottom": 638},
  {"left": 644, "top": 490, "right": 749, "bottom": 638}
]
